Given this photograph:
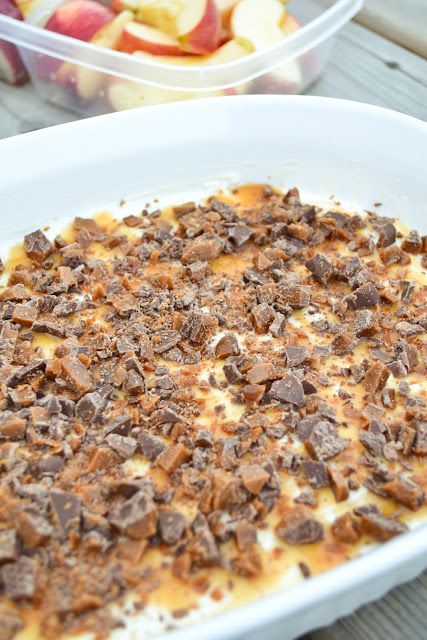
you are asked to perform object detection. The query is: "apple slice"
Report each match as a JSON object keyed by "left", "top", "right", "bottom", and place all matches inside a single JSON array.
[
  {"left": 136, "top": 0, "right": 185, "bottom": 37},
  {"left": 37, "top": 0, "right": 115, "bottom": 82},
  {"left": 0, "top": 0, "right": 28, "bottom": 84},
  {"left": 177, "top": 0, "right": 220, "bottom": 54},
  {"left": 108, "top": 78, "right": 224, "bottom": 110},
  {"left": 119, "top": 21, "right": 184, "bottom": 55},
  {"left": 215, "top": 0, "right": 238, "bottom": 25},
  {"left": 75, "top": 10, "right": 133, "bottom": 101},
  {"left": 282, "top": 13, "right": 301, "bottom": 37},
  {"left": 45, "top": 0, "right": 115, "bottom": 41},
  {"left": 230, "top": 0, "right": 286, "bottom": 50},
  {"left": 133, "top": 36, "right": 253, "bottom": 65}
]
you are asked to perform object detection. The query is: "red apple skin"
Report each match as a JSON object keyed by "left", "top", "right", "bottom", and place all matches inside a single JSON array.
[
  {"left": 0, "top": 0, "right": 28, "bottom": 84},
  {"left": 37, "top": 0, "right": 114, "bottom": 81},
  {"left": 119, "top": 22, "right": 185, "bottom": 56},
  {"left": 179, "top": 0, "right": 221, "bottom": 55}
]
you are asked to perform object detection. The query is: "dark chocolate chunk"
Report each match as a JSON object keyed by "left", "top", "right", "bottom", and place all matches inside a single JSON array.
[
  {"left": 376, "top": 222, "right": 396, "bottom": 248},
  {"left": 152, "top": 330, "right": 181, "bottom": 354},
  {"left": 75, "top": 391, "right": 106, "bottom": 423},
  {"left": 0, "top": 529, "right": 18, "bottom": 564},
  {"left": 402, "top": 230, "right": 422, "bottom": 253},
  {"left": 228, "top": 225, "right": 253, "bottom": 247},
  {"left": 353, "top": 309, "right": 377, "bottom": 337},
  {"left": 32, "top": 317, "right": 65, "bottom": 338},
  {"left": 305, "top": 254, "right": 333, "bottom": 284},
  {"left": 306, "top": 421, "right": 349, "bottom": 460},
  {"left": 110, "top": 491, "right": 157, "bottom": 540},
  {"left": 223, "top": 362, "right": 243, "bottom": 384},
  {"left": 359, "top": 430, "right": 386, "bottom": 456},
  {"left": 106, "top": 434, "right": 137, "bottom": 458},
  {"left": 284, "top": 345, "right": 310, "bottom": 368},
  {"left": 359, "top": 512, "right": 407, "bottom": 541},
  {"left": 345, "top": 283, "right": 380, "bottom": 310},
  {"left": 281, "top": 285, "right": 311, "bottom": 309},
  {"left": 276, "top": 507, "right": 324, "bottom": 544},
  {"left": 51, "top": 490, "right": 82, "bottom": 534},
  {"left": 24, "top": 229, "right": 54, "bottom": 262},
  {"left": 300, "top": 459, "right": 329, "bottom": 488},
  {"left": 194, "top": 429, "right": 214, "bottom": 448},
  {"left": 413, "top": 422, "right": 427, "bottom": 456},
  {"left": 383, "top": 475, "right": 425, "bottom": 511},
  {"left": 251, "top": 303, "right": 275, "bottom": 333},
  {"left": 215, "top": 334, "right": 240, "bottom": 359},
  {"left": 0, "top": 557, "right": 37, "bottom": 600},
  {"left": 270, "top": 374, "right": 305, "bottom": 407},
  {"left": 179, "top": 311, "right": 217, "bottom": 345},
  {"left": 158, "top": 511, "right": 187, "bottom": 545},
  {"left": 139, "top": 433, "right": 165, "bottom": 461},
  {"left": 296, "top": 414, "right": 321, "bottom": 442}
]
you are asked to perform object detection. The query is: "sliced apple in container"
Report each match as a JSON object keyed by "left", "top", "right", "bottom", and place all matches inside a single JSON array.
[
  {"left": 108, "top": 78, "right": 225, "bottom": 110},
  {"left": 252, "top": 13, "right": 303, "bottom": 94},
  {"left": 136, "top": 0, "right": 185, "bottom": 37},
  {"left": 230, "top": 0, "right": 286, "bottom": 50},
  {"left": 75, "top": 9, "right": 133, "bottom": 101},
  {"left": 133, "top": 36, "right": 254, "bottom": 66},
  {"left": 177, "top": 0, "right": 220, "bottom": 54},
  {"left": 0, "top": 0, "right": 28, "bottom": 84},
  {"left": 215, "top": 0, "right": 238, "bottom": 25},
  {"left": 119, "top": 21, "right": 184, "bottom": 55}
]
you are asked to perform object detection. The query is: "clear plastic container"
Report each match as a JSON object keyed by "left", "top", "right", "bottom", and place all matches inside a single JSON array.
[{"left": 0, "top": 0, "right": 363, "bottom": 114}]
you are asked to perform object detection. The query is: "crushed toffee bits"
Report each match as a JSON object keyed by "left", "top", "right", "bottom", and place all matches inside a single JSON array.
[{"left": 0, "top": 183, "right": 426, "bottom": 639}]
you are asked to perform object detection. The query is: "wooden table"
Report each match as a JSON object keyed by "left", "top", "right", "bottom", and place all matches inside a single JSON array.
[{"left": 1, "top": 6, "right": 427, "bottom": 639}]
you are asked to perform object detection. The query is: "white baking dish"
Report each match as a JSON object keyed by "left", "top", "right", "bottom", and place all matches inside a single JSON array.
[{"left": 0, "top": 95, "right": 426, "bottom": 640}]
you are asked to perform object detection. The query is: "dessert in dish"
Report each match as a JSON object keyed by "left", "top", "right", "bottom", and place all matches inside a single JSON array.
[{"left": 0, "top": 183, "right": 426, "bottom": 639}]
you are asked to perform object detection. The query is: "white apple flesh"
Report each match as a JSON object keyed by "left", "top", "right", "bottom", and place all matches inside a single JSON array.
[
  {"left": 119, "top": 21, "right": 184, "bottom": 55},
  {"left": 177, "top": 0, "right": 220, "bottom": 54},
  {"left": 133, "top": 36, "right": 254, "bottom": 65},
  {"left": 230, "top": 0, "right": 286, "bottom": 50}
]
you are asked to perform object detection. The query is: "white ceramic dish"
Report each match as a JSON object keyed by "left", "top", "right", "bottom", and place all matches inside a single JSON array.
[{"left": 0, "top": 95, "right": 426, "bottom": 640}]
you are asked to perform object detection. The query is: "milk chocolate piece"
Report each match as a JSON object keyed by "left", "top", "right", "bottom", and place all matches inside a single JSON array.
[
  {"left": 270, "top": 374, "right": 305, "bottom": 407},
  {"left": 24, "top": 229, "right": 54, "bottom": 262},
  {"left": 276, "top": 507, "right": 324, "bottom": 545}
]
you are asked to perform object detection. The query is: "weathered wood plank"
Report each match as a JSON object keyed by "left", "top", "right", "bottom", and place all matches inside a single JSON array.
[
  {"left": 356, "top": 0, "right": 427, "bottom": 59},
  {"left": 306, "top": 22, "right": 427, "bottom": 120},
  {"left": 309, "top": 570, "right": 427, "bottom": 640}
]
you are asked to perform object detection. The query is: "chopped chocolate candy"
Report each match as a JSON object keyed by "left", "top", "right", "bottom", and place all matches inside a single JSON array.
[
  {"left": 215, "top": 334, "right": 240, "bottom": 359},
  {"left": 181, "top": 236, "right": 223, "bottom": 264},
  {"left": 359, "top": 512, "right": 407, "bottom": 541},
  {"left": 346, "top": 283, "right": 380, "bottom": 310},
  {"left": 402, "top": 230, "right": 422, "bottom": 254},
  {"left": 276, "top": 507, "right": 324, "bottom": 545},
  {"left": 305, "top": 254, "right": 333, "bottom": 284},
  {"left": 1, "top": 183, "right": 426, "bottom": 638},
  {"left": 223, "top": 362, "right": 243, "bottom": 384},
  {"left": 138, "top": 434, "right": 165, "bottom": 462},
  {"left": 152, "top": 330, "right": 181, "bottom": 354},
  {"left": 377, "top": 222, "right": 396, "bottom": 248},
  {"left": 300, "top": 459, "right": 329, "bottom": 488},
  {"left": 251, "top": 303, "right": 275, "bottom": 333},
  {"left": 382, "top": 475, "right": 424, "bottom": 511},
  {"left": 157, "top": 444, "right": 191, "bottom": 474},
  {"left": 158, "top": 511, "right": 187, "bottom": 545},
  {"left": 270, "top": 374, "right": 305, "bottom": 407},
  {"left": 284, "top": 345, "right": 310, "bottom": 368},
  {"left": 60, "top": 355, "right": 92, "bottom": 394},
  {"left": 240, "top": 464, "right": 270, "bottom": 495},
  {"left": 11, "top": 304, "right": 38, "bottom": 327},
  {"left": 364, "top": 362, "right": 389, "bottom": 393},
  {"left": 51, "top": 490, "right": 82, "bottom": 534},
  {"left": 228, "top": 225, "right": 253, "bottom": 246},
  {"left": 328, "top": 467, "right": 349, "bottom": 502},
  {"left": 0, "top": 529, "right": 18, "bottom": 564},
  {"left": 0, "top": 556, "right": 37, "bottom": 600},
  {"left": 106, "top": 434, "right": 137, "bottom": 458},
  {"left": 331, "top": 513, "right": 360, "bottom": 544},
  {"left": 243, "top": 384, "right": 265, "bottom": 404},
  {"left": 246, "top": 362, "right": 276, "bottom": 385},
  {"left": 24, "top": 229, "right": 54, "bottom": 262},
  {"left": 110, "top": 491, "right": 157, "bottom": 539},
  {"left": 17, "top": 508, "right": 52, "bottom": 548},
  {"left": 306, "top": 422, "right": 349, "bottom": 461}
]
